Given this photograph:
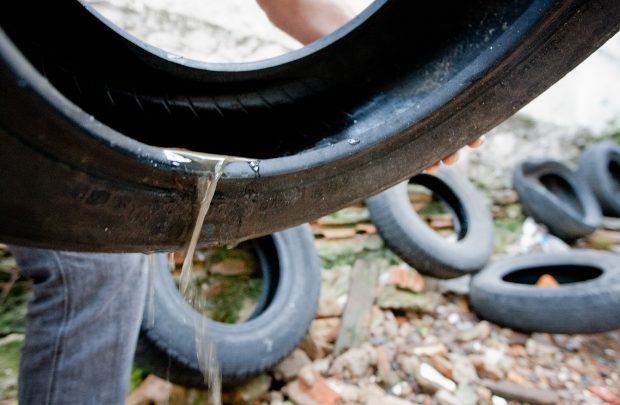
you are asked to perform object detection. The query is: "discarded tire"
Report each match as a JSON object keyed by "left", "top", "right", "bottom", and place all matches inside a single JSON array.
[
  {"left": 1, "top": 1, "right": 620, "bottom": 251},
  {"left": 470, "top": 250, "right": 620, "bottom": 334},
  {"left": 367, "top": 166, "right": 494, "bottom": 279},
  {"left": 513, "top": 159, "right": 602, "bottom": 241},
  {"left": 134, "top": 225, "right": 320, "bottom": 385},
  {"left": 579, "top": 141, "right": 620, "bottom": 217}
]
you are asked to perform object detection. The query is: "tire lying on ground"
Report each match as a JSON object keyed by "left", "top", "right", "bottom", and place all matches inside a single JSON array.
[
  {"left": 513, "top": 159, "right": 602, "bottom": 242},
  {"left": 470, "top": 250, "right": 620, "bottom": 334},
  {"left": 134, "top": 225, "right": 320, "bottom": 385},
  {"left": 367, "top": 166, "right": 494, "bottom": 279},
  {"left": 1, "top": 1, "right": 620, "bottom": 252},
  {"left": 579, "top": 141, "right": 620, "bottom": 217}
]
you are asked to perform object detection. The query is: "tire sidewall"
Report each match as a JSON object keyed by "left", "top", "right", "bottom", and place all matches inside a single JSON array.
[
  {"left": 579, "top": 141, "right": 620, "bottom": 217},
  {"left": 513, "top": 159, "right": 602, "bottom": 240},
  {"left": 137, "top": 224, "right": 321, "bottom": 384},
  {"left": 368, "top": 166, "right": 494, "bottom": 277},
  {"left": 470, "top": 250, "right": 620, "bottom": 334}
]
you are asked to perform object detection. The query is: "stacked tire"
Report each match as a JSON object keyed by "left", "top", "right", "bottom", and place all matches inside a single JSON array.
[
  {"left": 471, "top": 141, "right": 620, "bottom": 334},
  {"left": 135, "top": 225, "right": 321, "bottom": 385},
  {"left": 368, "top": 166, "right": 494, "bottom": 279}
]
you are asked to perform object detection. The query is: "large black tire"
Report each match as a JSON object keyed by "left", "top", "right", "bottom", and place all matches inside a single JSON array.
[
  {"left": 513, "top": 158, "right": 602, "bottom": 241},
  {"left": 367, "top": 166, "right": 494, "bottom": 279},
  {"left": 470, "top": 250, "right": 620, "bottom": 334},
  {"left": 579, "top": 141, "right": 620, "bottom": 217},
  {"left": 134, "top": 225, "right": 321, "bottom": 385},
  {"left": 1, "top": 1, "right": 619, "bottom": 251}
]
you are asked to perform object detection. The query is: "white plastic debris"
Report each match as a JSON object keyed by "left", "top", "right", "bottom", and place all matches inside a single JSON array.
[{"left": 510, "top": 217, "right": 570, "bottom": 255}]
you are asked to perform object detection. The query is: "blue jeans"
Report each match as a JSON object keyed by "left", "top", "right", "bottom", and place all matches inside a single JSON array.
[{"left": 10, "top": 246, "right": 149, "bottom": 405}]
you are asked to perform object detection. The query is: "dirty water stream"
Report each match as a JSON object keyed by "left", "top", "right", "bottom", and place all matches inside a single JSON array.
[
  {"left": 180, "top": 158, "right": 225, "bottom": 405},
  {"left": 151, "top": 149, "right": 246, "bottom": 405}
]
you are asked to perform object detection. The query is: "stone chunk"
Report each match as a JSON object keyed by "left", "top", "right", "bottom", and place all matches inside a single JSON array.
[
  {"left": 380, "top": 264, "right": 425, "bottom": 292},
  {"left": 415, "top": 363, "right": 457, "bottom": 394},
  {"left": 273, "top": 349, "right": 312, "bottom": 382},
  {"left": 330, "top": 346, "right": 375, "bottom": 378},
  {"left": 284, "top": 368, "right": 342, "bottom": 405}
]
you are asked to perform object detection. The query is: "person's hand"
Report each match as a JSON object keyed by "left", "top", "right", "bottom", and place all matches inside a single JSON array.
[
  {"left": 425, "top": 136, "right": 485, "bottom": 174},
  {"left": 257, "top": 0, "right": 485, "bottom": 172}
]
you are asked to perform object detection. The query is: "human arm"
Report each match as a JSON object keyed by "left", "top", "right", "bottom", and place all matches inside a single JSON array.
[{"left": 256, "top": 0, "right": 353, "bottom": 45}]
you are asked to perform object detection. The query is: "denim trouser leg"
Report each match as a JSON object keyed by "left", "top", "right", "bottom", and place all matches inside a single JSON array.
[{"left": 10, "top": 247, "right": 148, "bottom": 405}]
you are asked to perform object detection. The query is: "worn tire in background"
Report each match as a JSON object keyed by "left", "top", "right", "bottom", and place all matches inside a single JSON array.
[
  {"left": 1, "top": 1, "right": 620, "bottom": 251},
  {"left": 579, "top": 141, "right": 620, "bottom": 217},
  {"left": 367, "top": 166, "right": 494, "bottom": 279},
  {"left": 134, "top": 225, "right": 320, "bottom": 385},
  {"left": 470, "top": 250, "right": 620, "bottom": 334},
  {"left": 513, "top": 159, "right": 602, "bottom": 241}
]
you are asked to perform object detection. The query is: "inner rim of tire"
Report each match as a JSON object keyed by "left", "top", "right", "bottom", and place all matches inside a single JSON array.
[
  {"left": 538, "top": 173, "right": 585, "bottom": 216},
  {"left": 177, "top": 235, "right": 280, "bottom": 324},
  {"left": 410, "top": 174, "right": 468, "bottom": 241},
  {"left": 0, "top": 0, "right": 540, "bottom": 159},
  {"left": 502, "top": 264, "right": 603, "bottom": 285},
  {"left": 609, "top": 159, "right": 620, "bottom": 191}
]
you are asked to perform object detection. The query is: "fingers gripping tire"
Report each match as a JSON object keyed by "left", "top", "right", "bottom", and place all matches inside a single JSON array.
[
  {"left": 134, "top": 225, "right": 321, "bottom": 385},
  {"left": 513, "top": 159, "right": 602, "bottom": 242},
  {"left": 367, "top": 166, "right": 494, "bottom": 279},
  {"left": 470, "top": 250, "right": 620, "bottom": 334},
  {"left": 579, "top": 141, "right": 620, "bottom": 217}
]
